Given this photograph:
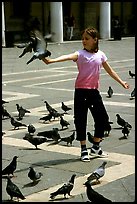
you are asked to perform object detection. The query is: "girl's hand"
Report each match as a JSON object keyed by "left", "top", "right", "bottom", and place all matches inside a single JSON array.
[
  {"left": 42, "top": 58, "right": 51, "bottom": 64},
  {"left": 122, "top": 81, "right": 130, "bottom": 89}
]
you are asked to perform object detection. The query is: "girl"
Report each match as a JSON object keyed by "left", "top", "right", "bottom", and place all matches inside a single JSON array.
[{"left": 41, "top": 27, "right": 129, "bottom": 162}]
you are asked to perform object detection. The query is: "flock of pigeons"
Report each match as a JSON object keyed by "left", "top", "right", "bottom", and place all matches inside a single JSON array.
[
  {"left": 2, "top": 96, "right": 133, "bottom": 202},
  {"left": 2, "top": 153, "right": 111, "bottom": 202}
]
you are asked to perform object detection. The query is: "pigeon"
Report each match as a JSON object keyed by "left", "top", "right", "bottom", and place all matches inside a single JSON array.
[
  {"left": 130, "top": 88, "right": 135, "bottom": 99},
  {"left": 28, "top": 166, "right": 43, "bottom": 182},
  {"left": 60, "top": 116, "right": 70, "bottom": 129},
  {"left": 26, "top": 29, "right": 51, "bottom": 65},
  {"left": 10, "top": 117, "right": 27, "bottom": 129},
  {"left": 6, "top": 176, "right": 25, "bottom": 201},
  {"left": 116, "top": 114, "right": 132, "bottom": 129},
  {"left": 23, "top": 133, "right": 47, "bottom": 149},
  {"left": 51, "top": 111, "right": 64, "bottom": 120},
  {"left": 104, "top": 121, "right": 113, "bottom": 137},
  {"left": 2, "top": 99, "right": 9, "bottom": 105},
  {"left": 16, "top": 103, "right": 31, "bottom": 120},
  {"left": 61, "top": 102, "right": 72, "bottom": 113},
  {"left": 2, "top": 156, "right": 18, "bottom": 177},
  {"left": 28, "top": 124, "right": 36, "bottom": 134},
  {"left": 2, "top": 105, "right": 11, "bottom": 119},
  {"left": 39, "top": 113, "right": 53, "bottom": 122},
  {"left": 37, "top": 128, "right": 61, "bottom": 143},
  {"left": 84, "top": 161, "right": 107, "bottom": 185},
  {"left": 44, "top": 100, "right": 58, "bottom": 115},
  {"left": 129, "top": 70, "right": 135, "bottom": 78},
  {"left": 107, "top": 86, "right": 113, "bottom": 98},
  {"left": 59, "top": 131, "right": 75, "bottom": 146},
  {"left": 120, "top": 123, "right": 130, "bottom": 139},
  {"left": 87, "top": 132, "right": 94, "bottom": 144},
  {"left": 50, "top": 174, "right": 76, "bottom": 199},
  {"left": 18, "top": 40, "right": 35, "bottom": 58},
  {"left": 84, "top": 180, "right": 112, "bottom": 203}
]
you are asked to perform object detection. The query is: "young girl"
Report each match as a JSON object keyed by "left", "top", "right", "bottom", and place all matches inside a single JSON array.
[{"left": 41, "top": 27, "right": 129, "bottom": 162}]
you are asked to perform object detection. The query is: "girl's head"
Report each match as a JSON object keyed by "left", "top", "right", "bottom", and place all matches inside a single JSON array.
[{"left": 81, "top": 27, "right": 99, "bottom": 53}]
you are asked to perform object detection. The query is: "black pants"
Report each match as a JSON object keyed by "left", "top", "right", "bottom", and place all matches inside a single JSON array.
[{"left": 74, "top": 89, "right": 109, "bottom": 141}]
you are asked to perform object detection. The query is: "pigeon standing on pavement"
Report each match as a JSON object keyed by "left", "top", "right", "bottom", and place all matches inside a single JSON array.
[
  {"left": 2, "top": 156, "right": 18, "bottom": 177},
  {"left": 23, "top": 133, "right": 47, "bottom": 149},
  {"left": 84, "top": 161, "right": 107, "bottom": 185},
  {"left": 50, "top": 174, "right": 76, "bottom": 200},
  {"left": 116, "top": 114, "right": 132, "bottom": 129},
  {"left": 2, "top": 105, "right": 11, "bottom": 119},
  {"left": 129, "top": 70, "right": 135, "bottom": 78},
  {"left": 39, "top": 113, "right": 53, "bottom": 123},
  {"left": 28, "top": 166, "right": 43, "bottom": 182},
  {"left": 130, "top": 88, "right": 135, "bottom": 99},
  {"left": 16, "top": 103, "right": 31, "bottom": 120},
  {"left": 6, "top": 176, "right": 25, "bottom": 201},
  {"left": 28, "top": 124, "right": 36, "bottom": 135},
  {"left": 59, "top": 131, "right": 75, "bottom": 146},
  {"left": 119, "top": 123, "right": 130, "bottom": 139},
  {"left": 60, "top": 116, "right": 70, "bottom": 129},
  {"left": 84, "top": 180, "right": 112, "bottom": 203},
  {"left": 10, "top": 117, "right": 27, "bottom": 130},
  {"left": 107, "top": 86, "right": 113, "bottom": 98},
  {"left": 61, "top": 102, "right": 72, "bottom": 113}
]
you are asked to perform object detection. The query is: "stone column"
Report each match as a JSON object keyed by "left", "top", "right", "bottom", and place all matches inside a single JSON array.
[
  {"left": 50, "top": 2, "right": 63, "bottom": 43},
  {"left": 2, "top": 2, "right": 6, "bottom": 47},
  {"left": 99, "top": 2, "right": 111, "bottom": 39}
]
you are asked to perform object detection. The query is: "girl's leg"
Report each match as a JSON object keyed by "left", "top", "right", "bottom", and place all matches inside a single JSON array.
[{"left": 74, "top": 89, "right": 90, "bottom": 161}]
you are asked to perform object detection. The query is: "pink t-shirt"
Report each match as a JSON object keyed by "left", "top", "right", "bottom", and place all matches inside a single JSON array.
[{"left": 75, "top": 49, "right": 107, "bottom": 89}]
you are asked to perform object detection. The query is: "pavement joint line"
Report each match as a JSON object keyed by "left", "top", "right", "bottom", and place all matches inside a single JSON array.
[{"left": 2, "top": 137, "right": 135, "bottom": 202}]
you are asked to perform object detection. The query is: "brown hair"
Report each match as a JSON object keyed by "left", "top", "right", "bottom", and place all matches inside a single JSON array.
[{"left": 81, "top": 27, "right": 99, "bottom": 53}]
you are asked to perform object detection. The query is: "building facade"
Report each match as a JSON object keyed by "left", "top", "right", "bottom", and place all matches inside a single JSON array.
[{"left": 2, "top": 1, "right": 135, "bottom": 47}]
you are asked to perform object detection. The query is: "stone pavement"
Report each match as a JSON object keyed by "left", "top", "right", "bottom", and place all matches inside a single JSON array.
[{"left": 2, "top": 37, "right": 135, "bottom": 202}]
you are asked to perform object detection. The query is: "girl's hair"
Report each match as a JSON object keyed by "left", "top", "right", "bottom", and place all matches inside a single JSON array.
[{"left": 81, "top": 27, "right": 99, "bottom": 53}]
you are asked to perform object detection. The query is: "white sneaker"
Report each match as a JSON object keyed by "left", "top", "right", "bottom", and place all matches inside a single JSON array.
[
  {"left": 81, "top": 149, "right": 90, "bottom": 162},
  {"left": 89, "top": 146, "right": 108, "bottom": 158}
]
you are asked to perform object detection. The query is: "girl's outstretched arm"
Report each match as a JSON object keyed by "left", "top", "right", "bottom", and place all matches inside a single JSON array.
[
  {"left": 102, "top": 61, "right": 129, "bottom": 89},
  {"left": 42, "top": 52, "right": 78, "bottom": 64}
]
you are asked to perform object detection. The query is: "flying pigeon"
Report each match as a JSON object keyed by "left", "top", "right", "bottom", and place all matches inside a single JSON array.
[
  {"left": 107, "top": 86, "right": 113, "bottom": 98},
  {"left": 84, "top": 161, "right": 107, "bottom": 185},
  {"left": 59, "top": 131, "right": 75, "bottom": 146},
  {"left": 6, "top": 176, "right": 25, "bottom": 201},
  {"left": 129, "top": 70, "right": 135, "bottom": 78},
  {"left": 116, "top": 114, "right": 132, "bottom": 129},
  {"left": 28, "top": 166, "right": 43, "bottom": 182},
  {"left": 26, "top": 30, "right": 51, "bottom": 65},
  {"left": 23, "top": 133, "right": 47, "bottom": 149},
  {"left": 61, "top": 102, "right": 72, "bottom": 113},
  {"left": 2, "top": 156, "right": 18, "bottom": 177},
  {"left": 10, "top": 117, "right": 27, "bottom": 130},
  {"left": 84, "top": 180, "right": 112, "bottom": 203},
  {"left": 50, "top": 174, "right": 76, "bottom": 199},
  {"left": 60, "top": 116, "right": 70, "bottom": 129},
  {"left": 28, "top": 124, "right": 36, "bottom": 135}
]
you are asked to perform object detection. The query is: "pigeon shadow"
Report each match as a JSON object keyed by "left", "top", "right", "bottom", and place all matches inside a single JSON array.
[
  {"left": 2, "top": 199, "right": 17, "bottom": 202},
  {"left": 59, "top": 127, "right": 69, "bottom": 131},
  {"left": 19, "top": 147, "right": 42, "bottom": 150},
  {"left": 22, "top": 180, "right": 41, "bottom": 188}
]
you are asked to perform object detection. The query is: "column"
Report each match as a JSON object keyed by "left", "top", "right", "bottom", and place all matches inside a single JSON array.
[
  {"left": 2, "top": 2, "right": 6, "bottom": 47},
  {"left": 99, "top": 2, "right": 111, "bottom": 39},
  {"left": 50, "top": 2, "right": 63, "bottom": 43}
]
